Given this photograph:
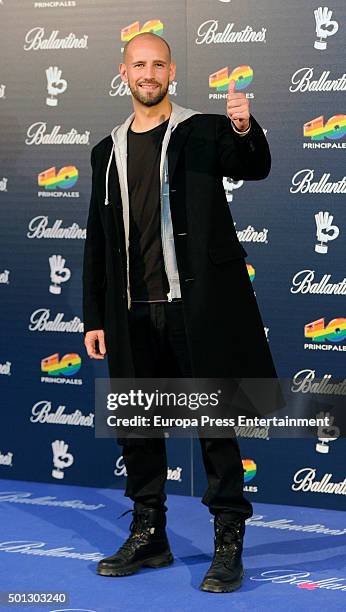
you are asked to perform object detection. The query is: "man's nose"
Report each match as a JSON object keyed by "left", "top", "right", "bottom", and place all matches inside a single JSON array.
[{"left": 143, "top": 64, "right": 156, "bottom": 80}]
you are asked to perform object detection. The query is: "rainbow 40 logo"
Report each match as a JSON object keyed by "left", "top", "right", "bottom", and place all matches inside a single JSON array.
[
  {"left": 209, "top": 65, "right": 253, "bottom": 91},
  {"left": 243, "top": 458, "right": 257, "bottom": 482},
  {"left": 305, "top": 318, "right": 346, "bottom": 342},
  {"left": 121, "top": 20, "right": 163, "bottom": 43},
  {"left": 304, "top": 115, "right": 346, "bottom": 140},
  {"left": 41, "top": 353, "right": 81, "bottom": 376},
  {"left": 38, "top": 166, "right": 78, "bottom": 190}
]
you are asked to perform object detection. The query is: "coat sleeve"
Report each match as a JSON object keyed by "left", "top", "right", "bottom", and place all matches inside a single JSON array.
[
  {"left": 82, "top": 146, "right": 106, "bottom": 335},
  {"left": 216, "top": 113, "right": 271, "bottom": 181}
]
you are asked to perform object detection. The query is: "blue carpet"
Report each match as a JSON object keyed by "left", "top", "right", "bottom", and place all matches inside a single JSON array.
[{"left": 0, "top": 478, "right": 345, "bottom": 611}]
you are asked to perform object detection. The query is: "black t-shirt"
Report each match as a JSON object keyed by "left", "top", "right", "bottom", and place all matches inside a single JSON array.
[{"left": 127, "top": 118, "right": 170, "bottom": 301}]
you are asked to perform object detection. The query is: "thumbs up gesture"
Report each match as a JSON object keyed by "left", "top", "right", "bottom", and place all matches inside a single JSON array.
[{"left": 227, "top": 79, "right": 250, "bottom": 132}]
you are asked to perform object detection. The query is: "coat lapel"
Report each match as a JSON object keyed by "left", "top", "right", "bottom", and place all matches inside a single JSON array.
[{"left": 167, "top": 121, "right": 193, "bottom": 180}]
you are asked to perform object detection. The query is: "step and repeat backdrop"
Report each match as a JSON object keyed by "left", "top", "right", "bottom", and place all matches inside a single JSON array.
[{"left": 0, "top": 0, "right": 345, "bottom": 510}]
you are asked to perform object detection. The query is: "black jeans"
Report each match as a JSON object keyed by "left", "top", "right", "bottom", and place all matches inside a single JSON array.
[{"left": 123, "top": 300, "right": 253, "bottom": 522}]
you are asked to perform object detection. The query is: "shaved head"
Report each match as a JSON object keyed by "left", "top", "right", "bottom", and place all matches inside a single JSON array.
[
  {"left": 123, "top": 32, "right": 171, "bottom": 64},
  {"left": 119, "top": 32, "right": 176, "bottom": 111}
]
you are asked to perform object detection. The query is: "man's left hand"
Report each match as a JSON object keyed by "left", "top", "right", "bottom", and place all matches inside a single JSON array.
[{"left": 226, "top": 79, "right": 250, "bottom": 132}]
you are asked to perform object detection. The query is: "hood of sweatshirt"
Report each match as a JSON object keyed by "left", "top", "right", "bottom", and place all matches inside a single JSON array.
[{"left": 103, "top": 101, "right": 201, "bottom": 309}]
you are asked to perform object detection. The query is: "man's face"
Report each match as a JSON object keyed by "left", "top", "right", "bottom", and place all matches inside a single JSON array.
[{"left": 119, "top": 36, "right": 176, "bottom": 107}]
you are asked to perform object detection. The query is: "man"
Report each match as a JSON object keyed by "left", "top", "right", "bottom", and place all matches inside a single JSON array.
[{"left": 83, "top": 32, "right": 278, "bottom": 593}]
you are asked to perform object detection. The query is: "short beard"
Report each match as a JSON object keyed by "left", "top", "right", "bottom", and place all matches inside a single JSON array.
[{"left": 129, "top": 80, "right": 169, "bottom": 107}]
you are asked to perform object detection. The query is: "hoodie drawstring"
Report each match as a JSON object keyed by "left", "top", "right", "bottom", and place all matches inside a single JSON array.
[{"left": 104, "top": 144, "right": 115, "bottom": 205}]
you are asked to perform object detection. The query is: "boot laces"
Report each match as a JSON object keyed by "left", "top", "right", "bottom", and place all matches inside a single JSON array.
[
  {"left": 212, "top": 523, "right": 243, "bottom": 570},
  {"left": 115, "top": 510, "right": 155, "bottom": 560}
]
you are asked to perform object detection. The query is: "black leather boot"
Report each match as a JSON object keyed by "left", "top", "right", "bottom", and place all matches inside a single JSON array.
[
  {"left": 200, "top": 515, "right": 245, "bottom": 593},
  {"left": 97, "top": 507, "right": 173, "bottom": 577}
]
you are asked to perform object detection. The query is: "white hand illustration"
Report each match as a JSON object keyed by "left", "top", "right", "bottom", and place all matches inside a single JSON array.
[
  {"left": 52, "top": 440, "right": 74, "bottom": 479},
  {"left": 316, "top": 411, "right": 340, "bottom": 453},
  {"left": 46, "top": 66, "right": 67, "bottom": 105},
  {"left": 315, "top": 211, "right": 339, "bottom": 253},
  {"left": 314, "top": 7, "right": 339, "bottom": 49},
  {"left": 49, "top": 255, "right": 71, "bottom": 294}
]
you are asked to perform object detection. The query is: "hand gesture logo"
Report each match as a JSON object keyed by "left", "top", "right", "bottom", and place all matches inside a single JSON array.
[
  {"left": 316, "top": 411, "right": 340, "bottom": 453},
  {"left": 314, "top": 7, "right": 339, "bottom": 50},
  {"left": 52, "top": 440, "right": 74, "bottom": 479},
  {"left": 46, "top": 66, "right": 67, "bottom": 106},
  {"left": 222, "top": 177, "right": 244, "bottom": 203},
  {"left": 49, "top": 254, "right": 71, "bottom": 294},
  {"left": 314, "top": 211, "right": 339, "bottom": 254}
]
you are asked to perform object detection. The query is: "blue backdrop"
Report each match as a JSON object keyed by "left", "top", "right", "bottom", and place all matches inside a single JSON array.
[{"left": 0, "top": 0, "right": 345, "bottom": 510}]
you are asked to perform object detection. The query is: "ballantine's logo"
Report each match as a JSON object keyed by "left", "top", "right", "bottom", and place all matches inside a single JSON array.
[
  {"left": 24, "top": 27, "right": 88, "bottom": 50},
  {"left": 27, "top": 216, "right": 86, "bottom": 239},
  {"left": 0, "top": 491, "right": 103, "bottom": 511},
  {"left": 291, "top": 369, "right": 346, "bottom": 395},
  {"left": 304, "top": 317, "right": 346, "bottom": 351},
  {"left": 25, "top": 123, "right": 90, "bottom": 145},
  {"left": 303, "top": 114, "right": 346, "bottom": 149},
  {"left": 0, "top": 540, "right": 103, "bottom": 562},
  {"left": 52, "top": 440, "right": 74, "bottom": 479},
  {"left": 0, "top": 270, "right": 9, "bottom": 284},
  {"left": 49, "top": 255, "right": 71, "bottom": 294},
  {"left": 121, "top": 20, "right": 163, "bottom": 50},
  {"left": 290, "top": 270, "right": 346, "bottom": 296},
  {"left": 41, "top": 353, "right": 81, "bottom": 376},
  {"left": 110, "top": 74, "right": 177, "bottom": 97},
  {"left": 292, "top": 467, "right": 346, "bottom": 495},
  {"left": 247, "top": 514, "right": 346, "bottom": 535},
  {"left": 315, "top": 211, "right": 339, "bottom": 254},
  {"left": 235, "top": 426, "right": 269, "bottom": 439},
  {"left": 38, "top": 166, "right": 79, "bottom": 190},
  {"left": 0, "top": 361, "right": 11, "bottom": 375},
  {"left": 289, "top": 68, "right": 346, "bottom": 93},
  {"left": 314, "top": 6, "right": 339, "bottom": 50},
  {"left": 31, "top": 401, "right": 93, "bottom": 426},
  {"left": 250, "top": 569, "right": 346, "bottom": 591},
  {"left": 196, "top": 20, "right": 266, "bottom": 44},
  {"left": 114, "top": 455, "right": 182, "bottom": 482},
  {"left": 236, "top": 223, "right": 268, "bottom": 244},
  {"left": 290, "top": 169, "right": 346, "bottom": 194},
  {"left": 315, "top": 411, "right": 340, "bottom": 454},
  {"left": 0, "top": 177, "right": 8, "bottom": 191},
  {"left": 209, "top": 65, "right": 254, "bottom": 100},
  {"left": 0, "top": 451, "right": 13, "bottom": 467},
  {"left": 29, "top": 309, "right": 83, "bottom": 333}
]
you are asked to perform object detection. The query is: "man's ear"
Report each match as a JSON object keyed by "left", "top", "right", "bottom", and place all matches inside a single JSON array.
[
  {"left": 119, "top": 63, "right": 128, "bottom": 82},
  {"left": 169, "top": 62, "right": 176, "bottom": 82}
]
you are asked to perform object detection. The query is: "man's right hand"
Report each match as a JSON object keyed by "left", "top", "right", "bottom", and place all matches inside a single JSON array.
[{"left": 84, "top": 330, "right": 106, "bottom": 359}]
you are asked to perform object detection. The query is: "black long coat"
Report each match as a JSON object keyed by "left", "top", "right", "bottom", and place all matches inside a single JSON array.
[{"left": 83, "top": 112, "right": 278, "bottom": 381}]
